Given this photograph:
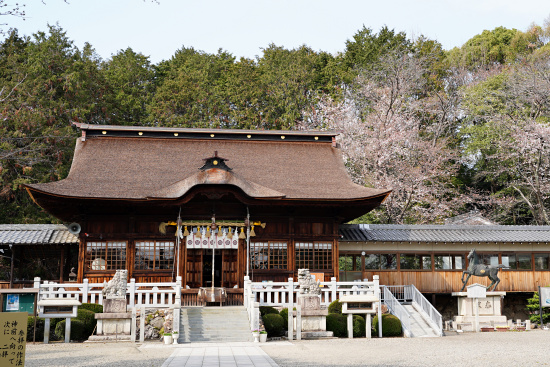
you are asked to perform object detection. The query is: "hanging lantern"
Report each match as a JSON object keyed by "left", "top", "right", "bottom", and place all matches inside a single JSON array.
[
  {"left": 183, "top": 226, "right": 189, "bottom": 237},
  {"left": 250, "top": 225, "right": 256, "bottom": 237},
  {"left": 239, "top": 227, "right": 246, "bottom": 239},
  {"left": 227, "top": 227, "right": 233, "bottom": 239}
]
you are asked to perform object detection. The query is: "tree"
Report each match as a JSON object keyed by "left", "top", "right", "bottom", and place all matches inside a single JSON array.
[
  {"left": 102, "top": 47, "right": 154, "bottom": 125},
  {"left": 0, "top": 25, "right": 109, "bottom": 223},
  {"left": 303, "top": 51, "right": 462, "bottom": 224},
  {"left": 460, "top": 56, "right": 550, "bottom": 224}
]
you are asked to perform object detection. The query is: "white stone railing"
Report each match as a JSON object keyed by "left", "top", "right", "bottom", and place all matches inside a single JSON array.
[
  {"left": 243, "top": 275, "right": 381, "bottom": 335},
  {"left": 244, "top": 276, "right": 380, "bottom": 307},
  {"left": 35, "top": 276, "right": 182, "bottom": 308}
]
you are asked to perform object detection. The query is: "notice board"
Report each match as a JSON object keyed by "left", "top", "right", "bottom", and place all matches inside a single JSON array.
[{"left": 0, "top": 312, "right": 27, "bottom": 366}]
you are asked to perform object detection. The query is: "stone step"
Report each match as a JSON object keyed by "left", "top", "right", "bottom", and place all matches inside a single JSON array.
[{"left": 179, "top": 306, "right": 252, "bottom": 342}]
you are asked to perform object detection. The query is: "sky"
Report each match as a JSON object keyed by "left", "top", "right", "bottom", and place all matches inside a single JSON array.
[{"left": 4, "top": 0, "right": 550, "bottom": 64}]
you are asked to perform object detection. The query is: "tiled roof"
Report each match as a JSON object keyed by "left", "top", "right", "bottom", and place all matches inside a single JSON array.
[
  {"left": 339, "top": 224, "right": 550, "bottom": 243},
  {"left": 26, "top": 124, "right": 391, "bottom": 201},
  {"left": 0, "top": 224, "right": 79, "bottom": 245}
]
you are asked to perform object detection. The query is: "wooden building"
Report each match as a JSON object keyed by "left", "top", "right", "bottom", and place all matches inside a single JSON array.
[
  {"left": 23, "top": 123, "right": 390, "bottom": 295},
  {"left": 339, "top": 223, "right": 550, "bottom": 293},
  {"left": 0, "top": 224, "right": 79, "bottom": 288}
]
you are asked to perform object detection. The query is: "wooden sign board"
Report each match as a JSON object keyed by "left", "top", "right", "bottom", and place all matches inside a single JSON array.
[
  {"left": 0, "top": 312, "right": 27, "bottom": 366},
  {"left": 310, "top": 273, "right": 324, "bottom": 286},
  {"left": 467, "top": 284, "right": 487, "bottom": 299}
]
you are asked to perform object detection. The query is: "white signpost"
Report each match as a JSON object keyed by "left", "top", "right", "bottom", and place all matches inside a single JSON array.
[
  {"left": 467, "top": 284, "right": 487, "bottom": 333},
  {"left": 539, "top": 286, "right": 550, "bottom": 326}
]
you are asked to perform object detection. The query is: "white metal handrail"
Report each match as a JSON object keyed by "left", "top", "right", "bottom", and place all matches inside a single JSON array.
[
  {"left": 408, "top": 284, "right": 443, "bottom": 336},
  {"left": 382, "top": 286, "right": 412, "bottom": 336}
]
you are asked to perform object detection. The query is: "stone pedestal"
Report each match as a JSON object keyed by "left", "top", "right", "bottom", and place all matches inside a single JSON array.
[
  {"left": 88, "top": 298, "right": 132, "bottom": 342},
  {"left": 295, "top": 295, "right": 333, "bottom": 339},
  {"left": 451, "top": 291, "right": 507, "bottom": 331}
]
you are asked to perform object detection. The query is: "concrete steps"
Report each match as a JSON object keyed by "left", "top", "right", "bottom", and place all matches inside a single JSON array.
[
  {"left": 403, "top": 304, "right": 439, "bottom": 337},
  {"left": 179, "top": 306, "right": 252, "bottom": 343}
]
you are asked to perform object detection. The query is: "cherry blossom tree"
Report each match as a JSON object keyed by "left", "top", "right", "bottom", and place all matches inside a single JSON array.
[{"left": 303, "top": 52, "right": 464, "bottom": 224}]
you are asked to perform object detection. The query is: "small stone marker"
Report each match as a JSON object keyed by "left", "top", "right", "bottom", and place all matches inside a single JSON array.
[{"left": 0, "top": 312, "right": 27, "bottom": 366}]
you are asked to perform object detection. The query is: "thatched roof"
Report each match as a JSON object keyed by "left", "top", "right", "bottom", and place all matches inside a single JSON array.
[{"left": 25, "top": 125, "right": 390, "bottom": 204}]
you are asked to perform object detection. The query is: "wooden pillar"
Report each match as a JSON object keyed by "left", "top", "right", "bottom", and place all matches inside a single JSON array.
[
  {"left": 77, "top": 236, "right": 86, "bottom": 283},
  {"left": 59, "top": 245, "right": 65, "bottom": 283},
  {"left": 9, "top": 245, "right": 14, "bottom": 288}
]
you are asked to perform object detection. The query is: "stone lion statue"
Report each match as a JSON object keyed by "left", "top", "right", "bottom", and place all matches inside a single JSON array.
[
  {"left": 298, "top": 269, "right": 321, "bottom": 295},
  {"left": 102, "top": 269, "right": 128, "bottom": 299}
]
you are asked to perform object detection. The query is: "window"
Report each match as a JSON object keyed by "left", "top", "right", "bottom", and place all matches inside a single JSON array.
[
  {"left": 339, "top": 254, "right": 362, "bottom": 281},
  {"left": 251, "top": 242, "right": 288, "bottom": 270},
  {"left": 535, "top": 254, "right": 550, "bottom": 270},
  {"left": 434, "top": 254, "right": 464, "bottom": 270},
  {"left": 400, "top": 254, "right": 432, "bottom": 270},
  {"left": 480, "top": 253, "right": 499, "bottom": 266},
  {"left": 339, "top": 254, "right": 361, "bottom": 271},
  {"left": 135, "top": 241, "right": 175, "bottom": 270},
  {"left": 364, "top": 254, "right": 397, "bottom": 270},
  {"left": 86, "top": 241, "right": 126, "bottom": 271},
  {"left": 295, "top": 242, "right": 332, "bottom": 270},
  {"left": 501, "top": 253, "right": 532, "bottom": 270}
]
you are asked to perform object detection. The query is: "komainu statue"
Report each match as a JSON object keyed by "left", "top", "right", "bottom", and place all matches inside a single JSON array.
[
  {"left": 102, "top": 269, "right": 128, "bottom": 299},
  {"left": 298, "top": 269, "right": 321, "bottom": 295}
]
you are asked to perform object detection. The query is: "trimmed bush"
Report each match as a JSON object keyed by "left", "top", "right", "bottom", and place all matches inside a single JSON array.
[
  {"left": 54, "top": 319, "right": 87, "bottom": 341},
  {"left": 263, "top": 313, "right": 285, "bottom": 337},
  {"left": 279, "top": 308, "right": 289, "bottom": 331},
  {"left": 259, "top": 306, "right": 279, "bottom": 317},
  {"left": 353, "top": 315, "right": 366, "bottom": 337},
  {"left": 27, "top": 317, "right": 45, "bottom": 342},
  {"left": 372, "top": 314, "right": 402, "bottom": 337},
  {"left": 326, "top": 313, "right": 347, "bottom": 337},
  {"left": 328, "top": 299, "right": 342, "bottom": 314},
  {"left": 80, "top": 303, "right": 103, "bottom": 314},
  {"left": 76, "top": 309, "right": 97, "bottom": 336}
]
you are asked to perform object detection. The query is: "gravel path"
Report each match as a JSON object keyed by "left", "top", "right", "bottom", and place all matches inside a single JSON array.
[
  {"left": 25, "top": 342, "right": 173, "bottom": 367},
  {"left": 25, "top": 330, "right": 550, "bottom": 367},
  {"left": 260, "top": 330, "right": 550, "bottom": 367}
]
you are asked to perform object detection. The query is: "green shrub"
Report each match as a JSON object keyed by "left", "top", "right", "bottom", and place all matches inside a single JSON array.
[
  {"left": 263, "top": 313, "right": 284, "bottom": 337},
  {"left": 326, "top": 313, "right": 347, "bottom": 337},
  {"left": 279, "top": 308, "right": 289, "bottom": 331},
  {"left": 526, "top": 291, "right": 550, "bottom": 325},
  {"left": 80, "top": 303, "right": 103, "bottom": 314},
  {"left": 27, "top": 317, "right": 45, "bottom": 342},
  {"left": 76, "top": 309, "right": 97, "bottom": 336},
  {"left": 353, "top": 315, "right": 366, "bottom": 337},
  {"left": 328, "top": 299, "right": 342, "bottom": 314},
  {"left": 372, "top": 314, "right": 402, "bottom": 337},
  {"left": 259, "top": 306, "right": 279, "bottom": 317},
  {"left": 54, "top": 319, "right": 87, "bottom": 341}
]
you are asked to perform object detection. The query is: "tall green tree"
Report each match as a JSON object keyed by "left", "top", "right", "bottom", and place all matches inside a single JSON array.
[
  {"left": 102, "top": 47, "right": 154, "bottom": 125},
  {"left": 0, "top": 25, "right": 107, "bottom": 223}
]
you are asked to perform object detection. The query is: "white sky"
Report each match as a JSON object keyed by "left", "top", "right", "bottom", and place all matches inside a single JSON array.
[{"left": 5, "top": 0, "right": 550, "bottom": 63}]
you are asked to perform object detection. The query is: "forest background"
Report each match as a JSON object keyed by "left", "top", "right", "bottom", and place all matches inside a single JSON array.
[{"left": 2, "top": 15, "right": 550, "bottom": 226}]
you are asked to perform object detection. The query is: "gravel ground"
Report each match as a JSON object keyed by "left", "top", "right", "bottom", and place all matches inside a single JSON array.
[
  {"left": 260, "top": 330, "right": 550, "bottom": 367},
  {"left": 25, "top": 330, "right": 550, "bottom": 367},
  {"left": 25, "top": 342, "right": 173, "bottom": 367}
]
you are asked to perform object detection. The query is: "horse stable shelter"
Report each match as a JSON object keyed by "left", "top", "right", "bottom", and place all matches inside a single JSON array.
[{"left": 23, "top": 123, "right": 391, "bottom": 302}]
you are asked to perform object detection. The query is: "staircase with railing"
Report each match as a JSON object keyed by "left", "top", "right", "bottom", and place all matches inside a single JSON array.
[{"left": 382, "top": 285, "right": 442, "bottom": 337}]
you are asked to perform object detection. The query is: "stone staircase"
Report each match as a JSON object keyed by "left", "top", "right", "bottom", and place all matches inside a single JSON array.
[
  {"left": 403, "top": 304, "right": 440, "bottom": 337},
  {"left": 179, "top": 306, "right": 253, "bottom": 343}
]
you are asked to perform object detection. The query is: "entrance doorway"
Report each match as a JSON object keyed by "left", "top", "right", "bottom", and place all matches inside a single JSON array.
[
  {"left": 185, "top": 249, "right": 240, "bottom": 288},
  {"left": 203, "top": 250, "right": 222, "bottom": 287}
]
